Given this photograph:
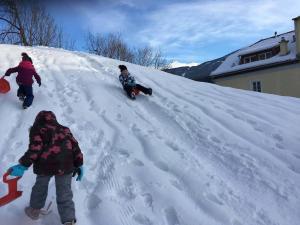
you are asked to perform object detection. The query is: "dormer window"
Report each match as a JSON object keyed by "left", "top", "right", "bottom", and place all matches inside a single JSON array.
[
  {"left": 243, "top": 55, "right": 259, "bottom": 64},
  {"left": 240, "top": 47, "right": 279, "bottom": 65},
  {"left": 258, "top": 51, "right": 272, "bottom": 60}
]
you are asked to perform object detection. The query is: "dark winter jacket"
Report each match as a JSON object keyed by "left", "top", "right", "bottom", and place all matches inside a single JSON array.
[
  {"left": 19, "top": 111, "right": 83, "bottom": 176},
  {"left": 119, "top": 73, "right": 136, "bottom": 88},
  {"left": 5, "top": 60, "right": 41, "bottom": 86}
]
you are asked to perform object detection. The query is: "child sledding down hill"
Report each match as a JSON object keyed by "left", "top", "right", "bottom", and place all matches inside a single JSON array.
[
  {"left": 7, "top": 111, "right": 83, "bottom": 225},
  {"left": 4, "top": 52, "right": 41, "bottom": 109},
  {"left": 119, "top": 65, "right": 152, "bottom": 99}
]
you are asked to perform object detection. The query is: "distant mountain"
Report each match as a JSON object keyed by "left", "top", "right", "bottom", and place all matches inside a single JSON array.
[
  {"left": 164, "top": 56, "right": 227, "bottom": 82},
  {"left": 169, "top": 61, "right": 199, "bottom": 68}
]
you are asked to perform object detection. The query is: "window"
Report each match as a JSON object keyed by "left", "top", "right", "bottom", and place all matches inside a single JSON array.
[
  {"left": 258, "top": 53, "right": 266, "bottom": 60},
  {"left": 250, "top": 55, "right": 258, "bottom": 62},
  {"left": 244, "top": 57, "right": 250, "bottom": 64},
  {"left": 242, "top": 50, "right": 274, "bottom": 64},
  {"left": 252, "top": 81, "right": 262, "bottom": 92},
  {"left": 266, "top": 51, "right": 272, "bottom": 59}
]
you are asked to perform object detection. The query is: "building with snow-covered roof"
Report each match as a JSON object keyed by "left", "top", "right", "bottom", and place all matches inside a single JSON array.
[{"left": 211, "top": 16, "right": 300, "bottom": 98}]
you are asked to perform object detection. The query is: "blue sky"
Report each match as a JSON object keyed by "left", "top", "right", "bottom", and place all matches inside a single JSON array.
[{"left": 49, "top": 0, "right": 299, "bottom": 63}]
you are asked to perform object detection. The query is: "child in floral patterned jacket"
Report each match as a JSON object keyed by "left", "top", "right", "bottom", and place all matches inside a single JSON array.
[{"left": 8, "top": 111, "right": 83, "bottom": 225}]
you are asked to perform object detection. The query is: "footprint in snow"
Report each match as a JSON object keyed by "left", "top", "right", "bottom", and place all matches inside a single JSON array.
[
  {"left": 133, "top": 213, "right": 153, "bottom": 225},
  {"left": 275, "top": 143, "right": 285, "bottom": 149},
  {"left": 117, "top": 176, "right": 136, "bottom": 200},
  {"left": 170, "top": 179, "right": 184, "bottom": 191},
  {"left": 116, "top": 113, "right": 122, "bottom": 121},
  {"left": 117, "top": 148, "right": 130, "bottom": 158},
  {"left": 288, "top": 165, "right": 300, "bottom": 174},
  {"left": 205, "top": 193, "right": 224, "bottom": 206},
  {"left": 154, "top": 161, "right": 169, "bottom": 172},
  {"left": 87, "top": 194, "right": 102, "bottom": 210},
  {"left": 141, "top": 193, "right": 153, "bottom": 209},
  {"left": 164, "top": 207, "right": 180, "bottom": 225},
  {"left": 293, "top": 153, "right": 300, "bottom": 159},
  {"left": 272, "top": 133, "right": 283, "bottom": 142},
  {"left": 209, "top": 136, "right": 222, "bottom": 144},
  {"left": 131, "top": 158, "right": 144, "bottom": 167},
  {"left": 131, "top": 124, "right": 142, "bottom": 133}
]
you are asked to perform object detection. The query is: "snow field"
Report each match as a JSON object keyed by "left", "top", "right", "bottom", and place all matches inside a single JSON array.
[{"left": 0, "top": 44, "right": 300, "bottom": 225}]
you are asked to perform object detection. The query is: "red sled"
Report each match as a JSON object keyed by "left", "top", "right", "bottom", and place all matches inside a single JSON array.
[
  {"left": 0, "top": 77, "right": 10, "bottom": 94},
  {"left": 0, "top": 172, "right": 22, "bottom": 207},
  {"left": 132, "top": 88, "right": 140, "bottom": 95}
]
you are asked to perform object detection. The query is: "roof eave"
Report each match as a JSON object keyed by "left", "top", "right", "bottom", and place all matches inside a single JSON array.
[
  {"left": 293, "top": 16, "right": 300, "bottom": 21},
  {"left": 211, "top": 59, "right": 299, "bottom": 79}
]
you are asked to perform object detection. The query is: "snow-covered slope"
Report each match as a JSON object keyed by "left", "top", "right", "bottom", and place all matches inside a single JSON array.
[{"left": 0, "top": 44, "right": 300, "bottom": 225}]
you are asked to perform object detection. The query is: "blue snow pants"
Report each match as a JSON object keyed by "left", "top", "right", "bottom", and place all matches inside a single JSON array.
[{"left": 17, "top": 85, "right": 34, "bottom": 107}]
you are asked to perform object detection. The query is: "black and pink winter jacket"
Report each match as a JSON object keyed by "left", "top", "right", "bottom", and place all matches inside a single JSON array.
[
  {"left": 19, "top": 111, "right": 83, "bottom": 176},
  {"left": 5, "top": 60, "right": 41, "bottom": 86}
]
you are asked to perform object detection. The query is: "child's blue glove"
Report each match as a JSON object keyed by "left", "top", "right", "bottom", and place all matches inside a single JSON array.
[
  {"left": 72, "top": 166, "right": 83, "bottom": 181},
  {"left": 9, "top": 164, "right": 28, "bottom": 177}
]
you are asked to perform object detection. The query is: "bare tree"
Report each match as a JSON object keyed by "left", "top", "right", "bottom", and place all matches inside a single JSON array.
[
  {"left": 86, "top": 32, "right": 134, "bottom": 62},
  {"left": 57, "top": 27, "right": 76, "bottom": 50},
  {"left": 152, "top": 49, "right": 170, "bottom": 69},
  {"left": 0, "top": 0, "right": 28, "bottom": 45},
  {"left": 0, "top": 0, "right": 74, "bottom": 48},
  {"left": 86, "top": 31, "right": 169, "bottom": 69},
  {"left": 134, "top": 46, "right": 154, "bottom": 67}
]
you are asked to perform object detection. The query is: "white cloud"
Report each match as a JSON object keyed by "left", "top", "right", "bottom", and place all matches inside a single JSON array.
[
  {"left": 87, "top": 10, "right": 128, "bottom": 33},
  {"left": 70, "top": 0, "right": 300, "bottom": 62},
  {"left": 138, "top": 0, "right": 300, "bottom": 48}
]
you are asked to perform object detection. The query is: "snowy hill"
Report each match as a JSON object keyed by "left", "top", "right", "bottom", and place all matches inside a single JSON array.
[{"left": 0, "top": 44, "right": 300, "bottom": 225}]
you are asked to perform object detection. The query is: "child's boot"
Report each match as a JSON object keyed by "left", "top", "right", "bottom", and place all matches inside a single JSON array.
[
  {"left": 130, "top": 92, "right": 136, "bottom": 99},
  {"left": 19, "top": 95, "right": 25, "bottom": 102},
  {"left": 64, "top": 219, "right": 76, "bottom": 225},
  {"left": 25, "top": 206, "right": 41, "bottom": 220}
]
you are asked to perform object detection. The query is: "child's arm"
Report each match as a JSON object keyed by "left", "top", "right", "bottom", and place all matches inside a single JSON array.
[
  {"left": 18, "top": 128, "right": 44, "bottom": 167},
  {"left": 128, "top": 75, "right": 136, "bottom": 86},
  {"left": 119, "top": 75, "right": 125, "bottom": 86},
  {"left": 4, "top": 66, "right": 19, "bottom": 77},
  {"left": 70, "top": 133, "right": 83, "bottom": 168},
  {"left": 33, "top": 70, "right": 41, "bottom": 86}
]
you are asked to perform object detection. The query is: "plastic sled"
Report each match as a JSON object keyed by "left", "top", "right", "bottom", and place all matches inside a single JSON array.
[
  {"left": 0, "top": 78, "right": 10, "bottom": 94},
  {"left": 0, "top": 171, "right": 22, "bottom": 207},
  {"left": 132, "top": 88, "right": 140, "bottom": 95}
]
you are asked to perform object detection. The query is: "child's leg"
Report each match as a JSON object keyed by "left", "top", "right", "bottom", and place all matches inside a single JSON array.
[
  {"left": 136, "top": 84, "right": 151, "bottom": 95},
  {"left": 30, "top": 175, "right": 51, "bottom": 209},
  {"left": 23, "top": 85, "right": 34, "bottom": 107},
  {"left": 55, "top": 173, "right": 76, "bottom": 224},
  {"left": 124, "top": 86, "right": 134, "bottom": 98},
  {"left": 17, "top": 85, "right": 25, "bottom": 98}
]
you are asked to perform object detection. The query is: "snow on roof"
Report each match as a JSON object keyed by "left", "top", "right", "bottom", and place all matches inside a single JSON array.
[{"left": 211, "top": 31, "right": 297, "bottom": 76}]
